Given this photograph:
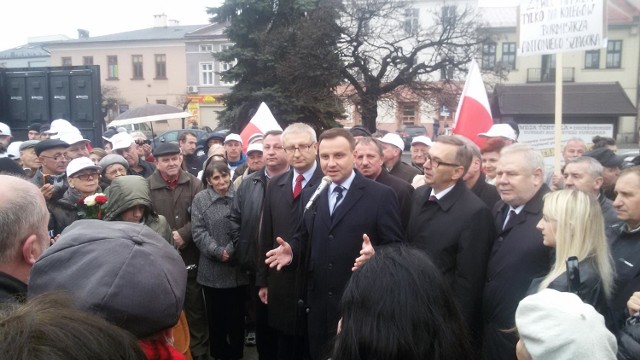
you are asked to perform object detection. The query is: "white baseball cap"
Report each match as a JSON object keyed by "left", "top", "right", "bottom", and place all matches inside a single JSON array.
[
  {"left": 246, "top": 143, "right": 263, "bottom": 154},
  {"left": 379, "top": 133, "right": 405, "bottom": 151},
  {"left": 0, "top": 122, "right": 12, "bottom": 137},
  {"left": 59, "top": 131, "right": 90, "bottom": 145},
  {"left": 224, "top": 133, "right": 243, "bottom": 145},
  {"left": 110, "top": 133, "right": 135, "bottom": 151},
  {"left": 411, "top": 136, "right": 433, "bottom": 147},
  {"left": 478, "top": 124, "right": 517, "bottom": 141},
  {"left": 6, "top": 141, "right": 22, "bottom": 159},
  {"left": 66, "top": 157, "right": 101, "bottom": 178},
  {"left": 45, "top": 119, "right": 74, "bottom": 135}
]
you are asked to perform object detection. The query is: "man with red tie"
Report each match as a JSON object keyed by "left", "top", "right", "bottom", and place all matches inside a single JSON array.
[
  {"left": 258, "top": 123, "right": 324, "bottom": 359},
  {"left": 265, "top": 128, "right": 404, "bottom": 359}
]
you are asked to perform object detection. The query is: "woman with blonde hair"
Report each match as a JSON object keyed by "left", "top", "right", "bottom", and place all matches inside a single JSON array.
[{"left": 530, "top": 189, "right": 614, "bottom": 324}]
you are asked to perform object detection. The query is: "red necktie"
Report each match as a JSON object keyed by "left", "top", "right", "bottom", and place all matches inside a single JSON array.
[
  {"left": 428, "top": 195, "right": 437, "bottom": 202},
  {"left": 293, "top": 174, "right": 304, "bottom": 199}
]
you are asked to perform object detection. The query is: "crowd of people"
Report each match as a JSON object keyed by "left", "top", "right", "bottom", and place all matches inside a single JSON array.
[{"left": 1, "top": 118, "right": 640, "bottom": 360}]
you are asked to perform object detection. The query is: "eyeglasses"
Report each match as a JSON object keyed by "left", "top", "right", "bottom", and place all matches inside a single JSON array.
[
  {"left": 284, "top": 143, "right": 314, "bottom": 153},
  {"left": 425, "top": 155, "right": 460, "bottom": 168},
  {"left": 106, "top": 168, "right": 127, "bottom": 177},
  {"left": 73, "top": 172, "right": 100, "bottom": 181},
  {"left": 40, "top": 153, "right": 68, "bottom": 161}
]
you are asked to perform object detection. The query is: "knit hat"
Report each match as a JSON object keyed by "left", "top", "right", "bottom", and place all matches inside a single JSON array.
[
  {"left": 28, "top": 220, "right": 187, "bottom": 338},
  {"left": 98, "top": 154, "right": 129, "bottom": 175},
  {"left": 584, "top": 148, "right": 624, "bottom": 169},
  {"left": 515, "top": 289, "right": 617, "bottom": 360}
]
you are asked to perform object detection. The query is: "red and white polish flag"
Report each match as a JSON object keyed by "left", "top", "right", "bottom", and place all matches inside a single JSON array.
[
  {"left": 452, "top": 59, "right": 493, "bottom": 147},
  {"left": 240, "top": 102, "right": 283, "bottom": 150}
]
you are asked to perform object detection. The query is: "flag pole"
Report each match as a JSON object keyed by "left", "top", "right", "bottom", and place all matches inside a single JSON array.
[{"left": 554, "top": 53, "right": 563, "bottom": 176}]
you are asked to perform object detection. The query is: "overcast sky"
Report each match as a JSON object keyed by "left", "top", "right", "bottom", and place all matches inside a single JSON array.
[
  {"left": 1, "top": 0, "right": 514, "bottom": 51},
  {"left": 0, "top": 0, "right": 222, "bottom": 50}
]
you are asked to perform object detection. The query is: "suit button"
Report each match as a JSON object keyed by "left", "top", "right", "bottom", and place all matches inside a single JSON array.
[
  {"left": 328, "top": 262, "right": 333, "bottom": 270},
  {"left": 328, "top": 235, "right": 334, "bottom": 240},
  {"left": 487, "top": 277, "right": 492, "bottom": 283},
  {"left": 328, "top": 291, "right": 333, "bottom": 297},
  {"left": 497, "top": 236, "right": 503, "bottom": 242},
  {"left": 305, "top": 307, "right": 310, "bottom": 314}
]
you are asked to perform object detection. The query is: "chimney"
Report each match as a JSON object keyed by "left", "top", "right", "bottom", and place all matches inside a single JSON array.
[
  {"left": 154, "top": 13, "right": 168, "bottom": 28},
  {"left": 77, "top": 29, "right": 90, "bottom": 39}
]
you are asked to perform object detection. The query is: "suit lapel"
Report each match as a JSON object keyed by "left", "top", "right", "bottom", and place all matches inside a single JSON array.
[{"left": 330, "top": 174, "right": 365, "bottom": 230}]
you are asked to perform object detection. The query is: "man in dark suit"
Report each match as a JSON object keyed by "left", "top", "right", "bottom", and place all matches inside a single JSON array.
[
  {"left": 460, "top": 136, "right": 501, "bottom": 210},
  {"left": 265, "top": 128, "right": 404, "bottom": 360},
  {"left": 354, "top": 137, "right": 414, "bottom": 229},
  {"left": 482, "top": 143, "right": 551, "bottom": 360},
  {"left": 258, "top": 123, "right": 324, "bottom": 360},
  {"left": 609, "top": 167, "right": 640, "bottom": 332},
  {"left": 406, "top": 135, "right": 494, "bottom": 344}
]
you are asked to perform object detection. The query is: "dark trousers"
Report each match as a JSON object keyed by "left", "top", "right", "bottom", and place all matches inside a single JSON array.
[
  {"left": 185, "top": 277, "right": 211, "bottom": 360},
  {"left": 252, "top": 285, "right": 278, "bottom": 360},
  {"left": 203, "top": 285, "right": 247, "bottom": 360},
  {"left": 277, "top": 330, "right": 309, "bottom": 360}
]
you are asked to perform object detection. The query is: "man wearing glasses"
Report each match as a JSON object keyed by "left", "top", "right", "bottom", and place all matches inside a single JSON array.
[
  {"left": 258, "top": 123, "right": 324, "bottom": 360},
  {"left": 406, "top": 135, "right": 494, "bottom": 350},
  {"left": 31, "top": 139, "right": 70, "bottom": 202}
]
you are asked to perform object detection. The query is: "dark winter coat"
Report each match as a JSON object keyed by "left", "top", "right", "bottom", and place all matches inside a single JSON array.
[
  {"left": 257, "top": 164, "right": 324, "bottom": 334},
  {"left": 148, "top": 170, "right": 202, "bottom": 275},
  {"left": 482, "top": 185, "right": 552, "bottom": 360}
]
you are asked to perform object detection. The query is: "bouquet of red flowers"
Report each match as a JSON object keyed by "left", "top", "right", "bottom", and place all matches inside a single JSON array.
[{"left": 79, "top": 193, "right": 108, "bottom": 219}]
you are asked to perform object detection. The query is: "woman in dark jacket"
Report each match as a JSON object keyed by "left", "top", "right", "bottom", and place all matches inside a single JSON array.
[
  {"left": 528, "top": 189, "right": 614, "bottom": 324},
  {"left": 192, "top": 160, "right": 248, "bottom": 360},
  {"left": 48, "top": 157, "right": 101, "bottom": 236}
]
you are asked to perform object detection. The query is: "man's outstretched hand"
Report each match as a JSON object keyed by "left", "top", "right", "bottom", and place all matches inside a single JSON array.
[
  {"left": 265, "top": 237, "right": 292, "bottom": 271},
  {"left": 352, "top": 233, "right": 375, "bottom": 271}
]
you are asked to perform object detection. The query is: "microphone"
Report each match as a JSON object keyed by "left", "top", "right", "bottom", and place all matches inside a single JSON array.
[{"left": 304, "top": 176, "right": 332, "bottom": 212}]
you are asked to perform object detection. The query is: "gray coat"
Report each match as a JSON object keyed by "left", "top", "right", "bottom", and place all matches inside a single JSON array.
[{"left": 191, "top": 186, "right": 249, "bottom": 289}]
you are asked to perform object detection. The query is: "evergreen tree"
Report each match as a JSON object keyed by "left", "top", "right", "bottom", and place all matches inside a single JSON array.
[{"left": 209, "top": 0, "right": 345, "bottom": 132}]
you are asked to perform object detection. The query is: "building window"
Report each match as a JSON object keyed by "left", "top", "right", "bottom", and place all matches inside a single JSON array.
[
  {"left": 501, "top": 42, "right": 516, "bottom": 69},
  {"left": 132, "top": 55, "right": 143, "bottom": 79},
  {"left": 156, "top": 99, "right": 167, "bottom": 105},
  {"left": 83, "top": 56, "right": 93, "bottom": 65},
  {"left": 200, "top": 44, "right": 213, "bottom": 53},
  {"left": 200, "top": 62, "right": 214, "bottom": 85},
  {"left": 155, "top": 54, "right": 167, "bottom": 79},
  {"left": 606, "top": 40, "right": 622, "bottom": 68},
  {"left": 482, "top": 42, "right": 496, "bottom": 70},
  {"left": 107, "top": 56, "right": 118, "bottom": 79},
  {"left": 442, "top": 6, "right": 457, "bottom": 29},
  {"left": 401, "top": 103, "right": 417, "bottom": 124},
  {"left": 440, "top": 57, "right": 454, "bottom": 80},
  {"left": 404, "top": 8, "right": 419, "bottom": 35},
  {"left": 61, "top": 57, "right": 72, "bottom": 66},
  {"left": 585, "top": 50, "right": 600, "bottom": 69}
]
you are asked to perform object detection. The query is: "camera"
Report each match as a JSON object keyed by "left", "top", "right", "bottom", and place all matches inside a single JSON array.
[
  {"left": 43, "top": 174, "right": 54, "bottom": 185},
  {"left": 135, "top": 139, "right": 151, "bottom": 146}
]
